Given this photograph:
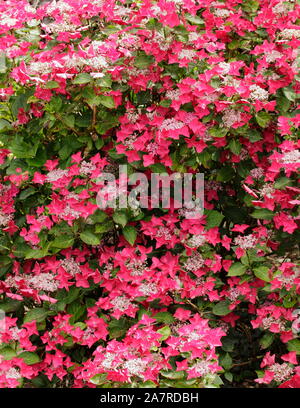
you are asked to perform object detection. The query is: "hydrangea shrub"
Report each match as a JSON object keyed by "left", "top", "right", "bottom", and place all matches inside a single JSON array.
[{"left": 0, "top": 0, "right": 299, "bottom": 388}]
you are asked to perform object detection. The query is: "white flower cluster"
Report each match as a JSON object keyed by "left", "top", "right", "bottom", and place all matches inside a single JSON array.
[
  {"left": 250, "top": 167, "right": 265, "bottom": 179},
  {"left": 0, "top": 211, "right": 13, "bottom": 227},
  {"left": 80, "top": 161, "right": 96, "bottom": 176},
  {"left": 28, "top": 61, "right": 53, "bottom": 75},
  {"left": 156, "top": 226, "right": 173, "bottom": 241},
  {"left": 249, "top": 85, "right": 269, "bottom": 101},
  {"left": 234, "top": 234, "right": 257, "bottom": 249},
  {"left": 111, "top": 296, "right": 133, "bottom": 311},
  {"left": 186, "top": 234, "right": 207, "bottom": 248},
  {"left": 60, "top": 258, "right": 81, "bottom": 276},
  {"left": 280, "top": 29, "right": 300, "bottom": 40},
  {"left": 160, "top": 118, "right": 184, "bottom": 131},
  {"left": 46, "top": 169, "right": 69, "bottom": 182},
  {"left": 183, "top": 251, "right": 205, "bottom": 272},
  {"left": 139, "top": 282, "right": 158, "bottom": 296},
  {"left": 28, "top": 273, "right": 60, "bottom": 292},
  {"left": 265, "top": 50, "right": 283, "bottom": 63},
  {"left": 178, "top": 49, "right": 197, "bottom": 60},
  {"left": 222, "top": 109, "right": 242, "bottom": 128},
  {"left": 190, "top": 360, "right": 211, "bottom": 376},
  {"left": 281, "top": 150, "right": 300, "bottom": 164},
  {"left": 213, "top": 8, "right": 232, "bottom": 18},
  {"left": 123, "top": 358, "right": 148, "bottom": 376},
  {"left": 269, "top": 363, "right": 294, "bottom": 382}
]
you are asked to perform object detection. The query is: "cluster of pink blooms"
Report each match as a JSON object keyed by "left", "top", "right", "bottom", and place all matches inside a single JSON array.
[{"left": 0, "top": 0, "right": 299, "bottom": 389}]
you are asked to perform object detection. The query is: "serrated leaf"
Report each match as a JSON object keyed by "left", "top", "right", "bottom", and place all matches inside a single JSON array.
[
  {"left": 161, "top": 370, "right": 185, "bottom": 379},
  {"left": 251, "top": 208, "right": 274, "bottom": 220},
  {"left": 73, "top": 73, "right": 92, "bottom": 84},
  {"left": 228, "top": 139, "right": 242, "bottom": 155},
  {"left": 205, "top": 210, "right": 224, "bottom": 229},
  {"left": 122, "top": 225, "right": 137, "bottom": 246},
  {"left": 98, "top": 95, "right": 115, "bottom": 109},
  {"left": 154, "top": 312, "right": 175, "bottom": 324},
  {"left": 283, "top": 86, "right": 296, "bottom": 102},
  {"left": 50, "top": 236, "right": 74, "bottom": 249},
  {"left": 228, "top": 262, "right": 247, "bottom": 276},
  {"left": 24, "top": 308, "right": 49, "bottom": 323},
  {"left": 80, "top": 230, "right": 101, "bottom": 246},
  {"left": 255, "top": 111, "right": 271, "bottom": 128},
  {"left": 18, "top": 351, "right": 40, "bottom": 365},
  {"left": 0, "top": 347, "right": 17, "bottom": 360},
  {"left": 260, "top": 332, "right": 274, "bottom": 349},
  {"left": 287, "top": 339, "right": 300, "bottom": 354},
  {"left": 213, "top": 301, "right": 231, "bottom": 316},
  {"left": 62, "top": 115, "right": 75, "bottom": 128},
  {"left": 157, "top": 326, "right": 171, "bottom": 341},
  {"left": 45, "top": 81, "right": 59, "bottom": 89},
  {"left": 112, "top": 211, "right": 128, "bottom": 227},
  {"left": 89, "top": 373, "right": 107, "bottom": 385},
  {"left": 220, "top": 353, "right": 232, "bottom": 370},
  {"left": 253, "top": 266, "right": 271, "bottom": 282}
]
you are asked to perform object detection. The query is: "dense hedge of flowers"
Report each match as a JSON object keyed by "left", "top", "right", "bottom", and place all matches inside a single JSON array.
[{"left": 0, "top": 0, "right": 299, "bottom": 388}]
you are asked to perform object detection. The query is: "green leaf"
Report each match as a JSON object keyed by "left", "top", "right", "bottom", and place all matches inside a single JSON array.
[
  {"left": 255, "top": 111, "right": 271, "bottom": 128},
  {"left": 122, "top": 225, "right": 137, "bottom": 246},
  {"left": 89, "top": 210, "right": 108, "bottom": 224},
  {"left": 0, "top": 119, "right": 12, "bottom": 131},
  {"left": 274, "top": 177, "right": 293, "bottom": 189},
  {"left": 216, "top": 166, "right": 235, "bottom": 182},
  {"left": 24, "top": 247, "right": 49, "bottom": 260},
  {"left": 45, "top": 81, "right": 59, "bottom": 89},
  {"left": 62, "top": 114, "right": 75, "bottom": 129},
  {"left": 0, "top": 347, "right": 17, "bottom": 360},
  {"left": 157, "top": 326, "right": 171, "bottom": 341},
  {"left": 0, "top": 299, "right": 21, "bottom": 313},
  {"left": 18, "top": 187, "right": 36, "bottom": 200},
  {"left": 220, "top": 353, "right": 232, "bottom": 370},
  {"left": 209, "top": 126, "right": 228, "bottom": 138},
  {"left": 213, "top": 301, "right": 231, "bottom": 316},
  {"left": 0, "top": 52, "right": 6, "bottom": 73},
  {"left": 24, "top": 308, "right": 49, "bottom": 323},
  {"left": 205, "top": 210, "right": 224, "bottom": 229},
  {"left": 251, "top": 208, "right": 274, "bottom": 220},
  {"left": 94, "top": 220, "right": 113, "bottom": 234},
  {"left": 95, "top": 75, "right": 112, "bottom": 88},
  {"left": 154, "top": 312, "right": 175, "bottom": 324},
  {"left": 108, "top": 317, "right": 131, "bottom": 339},
  {"left": 73, "top": 73, "right": 92, "bottom": 84},
  {"left": 67, "top": 301, "right": 86, "bottom": 323},
  {"left": 98, "top": 95, "right": 115, "bottom": 109},
  {"left": 10, "top": 135, "right": 39, "bottom": 159},
  {"left": 283, "top": 86, "right": 296, "bottom": 102},
  {"left": 287, "top": 339, "right": 300, "bottom": 354},
  {"left": 224, "top": 372, "right": 233, "bottom": 382},
  {"left": 80, "top": 230, "right": 101, "bottom": 246},
  {"left": 18, "top": 351, "right": 40, "bottom": 365},
  {"left": 161, "top": 370, "right": 185, "bottom": 380},
  {"left": 260, "top": 332, "right": 274, "bottom": 349},
  {"left": 185, "top": 14, "right": 204, "bottom": 25},
  {"left": 247, "top": 129, "right": 262, "bottom": 143},
  {"left": 50, "top": 235, "right": 74, "bottom": 249},
  {"left": 149, "top": 163, "right": 168, "bottom": 173},
  {"left": 134, "top": 54, "right": 154, "bottom": 69},
  {"left": 253, "top": 266, "right": 271, "bottom": 282},
  {"left": 112, "top": 211, "right": 128, "bottom": 228},
  {"left": 228, "top": 262, "right": 247, "bottom": 277},
  {"left": 228, "top": 139, "right": 242, "bottom": 155},
  {"left": 89, "top": 374, "right": 107, "bottom": 385},
  {"left": 228, "top": 40, "right": 240, "bottom": 50}
]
